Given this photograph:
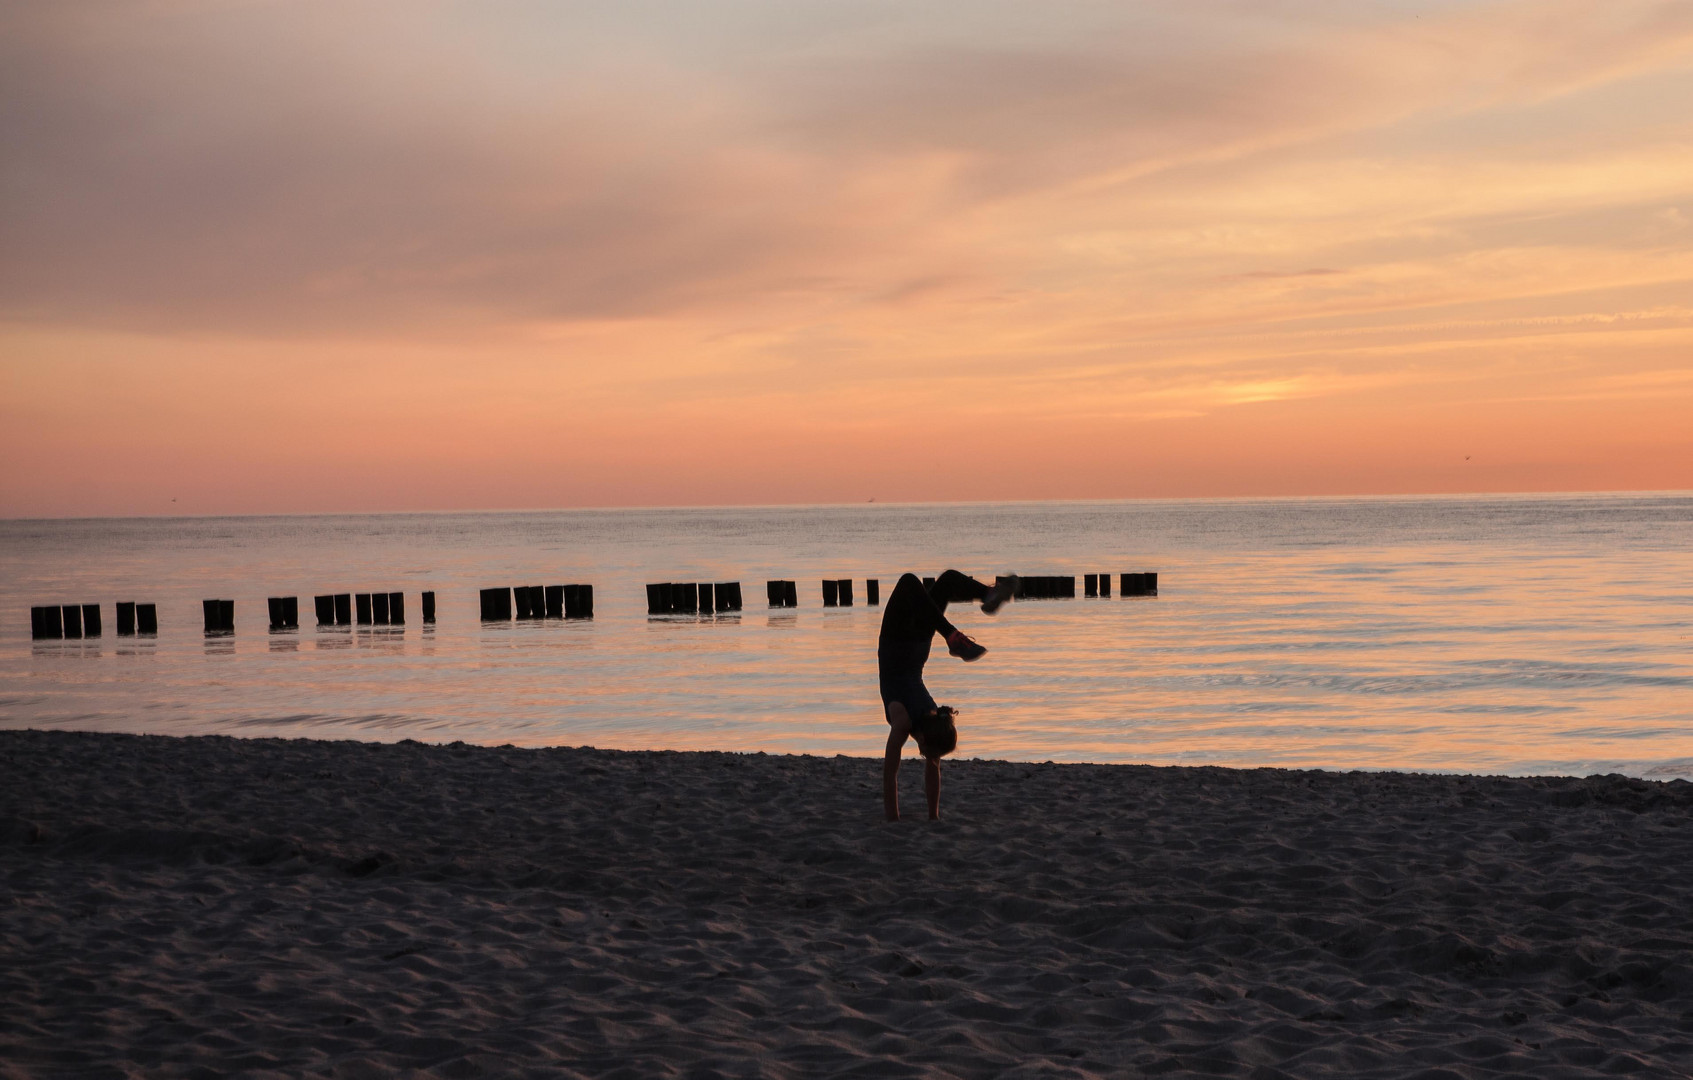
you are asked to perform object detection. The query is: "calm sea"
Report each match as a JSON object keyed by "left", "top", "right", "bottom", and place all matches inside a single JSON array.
[{"left": 2, "top": 496, "right": 1690, "bottom": 778}]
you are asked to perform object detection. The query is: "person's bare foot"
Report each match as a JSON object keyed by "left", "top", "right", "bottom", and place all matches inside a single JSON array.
[{"left": 981, "top": 575, "right": 1018, "bottom": 615}]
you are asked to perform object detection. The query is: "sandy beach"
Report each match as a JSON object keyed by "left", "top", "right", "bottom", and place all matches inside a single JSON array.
[{"left": 3, "top": 730, "right": 1691, "bottom": 1078}]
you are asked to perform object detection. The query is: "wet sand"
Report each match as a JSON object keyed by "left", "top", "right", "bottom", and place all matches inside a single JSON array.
[{"left": 3, "top": 729, "right": 1692, "bottom": 1078}]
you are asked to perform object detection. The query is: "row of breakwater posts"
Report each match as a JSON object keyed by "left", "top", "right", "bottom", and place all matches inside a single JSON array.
[
  {"left": 1000, "top": 573, "right": 1158, "bottom": 599},
  {"left": 27, "top": 571, "right": 1157, "bottom": 637},
  {"left": 306, "top": 592, "right": 437, "bottom": 627},
  {"left": 648, "top": 582, "right": 743, "bottom": 615},
  {"left": 30, "top": 602, "right": 157, "bottom": 639},
  {"left": 681, "top": 572, "right": 1159, "bottom": 612},
  {"left": 481, "top": 584, "right": 595, "bottom": 620},
  {"left": 213, "top": 590, "right": 437, "bottom": 634},
  {"left": 29, "top": 593, "right": 439, "bottom": 638}
]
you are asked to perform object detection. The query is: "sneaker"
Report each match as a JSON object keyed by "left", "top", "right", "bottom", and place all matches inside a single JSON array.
[
  {"left": 981, "top": 575, "right": 1018, "bottom": 615},
  {"left": 946, "top": 629, "right": 987, "bottom": 662}
]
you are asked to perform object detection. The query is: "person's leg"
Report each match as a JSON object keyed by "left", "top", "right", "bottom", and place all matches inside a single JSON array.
[
  {"left": 883, "top": 572, "right": 960, "bottom": 641},
  {"left": 927, "top": 569, "right": 993, "bottom": 610},
  {"left": 930, "top": 569, "right": 1018, "bottom": 615},
  {"left": 890, "top": 571, "right": 989, "bottom": 661},
  {"left": 931, "top": 570, "right": 1009, "bottom": 660},
  {"left": 881, "top": 571, "right": 989, "bottom": 661}
]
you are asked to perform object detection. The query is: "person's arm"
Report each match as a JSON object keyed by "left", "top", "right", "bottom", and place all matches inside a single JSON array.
[
  {"left": 924, "top": 757, "right": 941, "bottom": 820},
  {"left": 883, "top": 705, "right": 912, "bottom": 821}
]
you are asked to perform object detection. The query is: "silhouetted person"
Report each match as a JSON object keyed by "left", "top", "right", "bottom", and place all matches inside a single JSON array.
[{"left": 879, "top": 570, "right": 1016, "bottom": 820}]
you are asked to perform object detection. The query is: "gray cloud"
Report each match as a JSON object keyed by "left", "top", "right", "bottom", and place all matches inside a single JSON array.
[
  {"left": 0, "top": 3, "right": 871, "bottom": 334},
  {"left": 2, "top": 0, "right": 1688, "bottom": 337}
]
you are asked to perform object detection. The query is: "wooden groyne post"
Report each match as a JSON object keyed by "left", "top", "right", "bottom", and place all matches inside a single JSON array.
[
  {"left": 202, "top": 599, "right": 234, "bottom": 634},
  {"left": 267, "top": 597, "right": 299, "bottom": 630},
  {"left": 1121, "top": 572, "right": 1159, "bottom": 596},
  {"left": 480, "top": 587, "right": 513, "bottom": 621},
  {"left": 30, "top": 606, "right": 62, "bottom": 639},
  {"left": 563, "top": 584, "right": 593, "bottom": 618}
]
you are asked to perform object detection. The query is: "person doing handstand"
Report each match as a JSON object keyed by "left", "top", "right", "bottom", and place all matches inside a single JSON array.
[{"left": 879, "top": 570, "right": 1016, "bottom": 821}]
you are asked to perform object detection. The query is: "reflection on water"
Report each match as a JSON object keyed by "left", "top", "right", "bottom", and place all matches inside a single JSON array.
[
  {"left": 32, "top": 642, "right": 103, "bottom": 660},
  {"left": 314, "top": 631, "right": 353, "bottom": 651},
  {"left": 1, "top": 495, "right": 1691, "bottom": 779},
  {"left": 356, "top": 629, "right": 406, "bottom": 654}
]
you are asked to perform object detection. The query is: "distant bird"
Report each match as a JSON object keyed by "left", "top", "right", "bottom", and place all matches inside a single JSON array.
[{"left": 1464, "top": 456, "right": 1471, "bottom": 461}]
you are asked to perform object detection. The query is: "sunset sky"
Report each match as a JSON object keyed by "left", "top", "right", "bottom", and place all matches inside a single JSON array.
[{"left": 3, "top": 0, "right": 1691, "bottom": 516}]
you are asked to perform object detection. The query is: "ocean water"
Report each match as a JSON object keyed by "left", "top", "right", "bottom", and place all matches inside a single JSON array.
[{"left": 2, "top": 495, "right": 1691, "bottom": 778}]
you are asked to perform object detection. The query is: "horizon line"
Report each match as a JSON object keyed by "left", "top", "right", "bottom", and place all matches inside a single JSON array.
[{"left": 4, "top": 487, "right": 1691, "bottom": 524}]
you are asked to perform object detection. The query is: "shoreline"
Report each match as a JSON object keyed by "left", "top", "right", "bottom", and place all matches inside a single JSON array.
[
  {"left": 8, "top": 721, "right": 1689, "bottom": 785},
  {"left": 5, "top": 729, "right": 1692, "bottom": 1077}
]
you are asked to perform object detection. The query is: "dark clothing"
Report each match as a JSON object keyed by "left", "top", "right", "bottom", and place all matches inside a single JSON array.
[
  {"left": 877, "top": 639, "right": 939, "bottom": 724},
  {"left": 877, "top": 571, "right": 994, "bottom": 725}
]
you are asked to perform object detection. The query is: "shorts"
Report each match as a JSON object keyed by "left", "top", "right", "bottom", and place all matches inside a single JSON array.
[{"left": 878, "top": 640, "right": 937, "bottom": 724}]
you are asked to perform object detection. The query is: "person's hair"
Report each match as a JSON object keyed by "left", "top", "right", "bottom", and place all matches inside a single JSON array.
[{"left": 918, "top": 706, "right": 959, "bottom": 759}]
